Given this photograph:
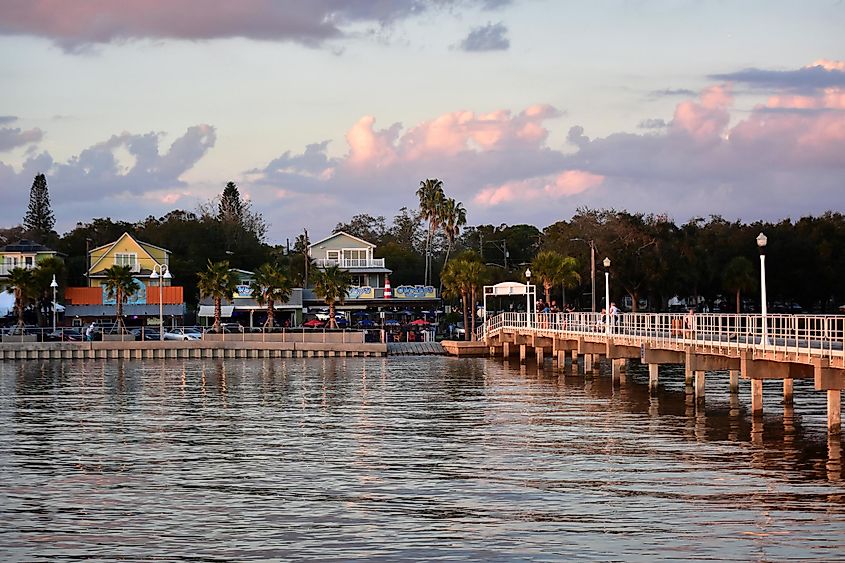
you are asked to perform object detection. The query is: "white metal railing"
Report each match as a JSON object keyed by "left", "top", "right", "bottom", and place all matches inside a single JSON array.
[
  {"left": 482, "top": 312, "right": 845, "bottom": 367},
  {"left": 313, "top": 258, "right": 385, "bottom": 269},
  {"left": 0, "top": 263, "right": 36, "bottom": 276}
]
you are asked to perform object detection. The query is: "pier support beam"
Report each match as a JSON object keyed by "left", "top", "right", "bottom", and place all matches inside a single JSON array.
[
  {"left": 611, "top": 359, "right": 625, "bottom": 385},
  {"left": 519, "top": 344, "right": 527, "bottom": 363},
  {"left": 829, "top": 390, "right": 841, "bottom": 435},
  {"left": 684, "top": 361, "right": 693, "bottom": 385},
  {"left": 648, "top": 364, "right": 659, "bottom": 395},
  {"left": 536, "top": 347, "right": 544, "bottom": 364},
  {"left": 729, "top": 370, "right": 739, "bottom": 394},
  {"left": 694, "top": 371, "right": 706, "bottom": 403},
  {"left": 784, "top": 378, "right": 794, "bottom": 405},
  {"left": 502, "top": 342, "right": 510, "bottom": 358},
  {"left": 584, "top": 354, "right": 593, "bottom": 376},
  {"left": 751, "top": 379, "right": 763, "bottom": 417}
]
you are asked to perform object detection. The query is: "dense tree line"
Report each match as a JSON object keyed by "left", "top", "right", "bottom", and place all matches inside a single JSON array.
[{"left": 4, "top": 174, "right": 844, "bottom": 313}]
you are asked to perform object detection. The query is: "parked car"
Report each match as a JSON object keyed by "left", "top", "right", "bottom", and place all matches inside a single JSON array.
[
  {"left": 164, "top": 327, "right": 202, "bottom": 341},
  {"left": 130, "top": 327, "right": 161, "bottom": 341},
  {"left": 47, "top": 328, "right": 84, "bottom": 341}
]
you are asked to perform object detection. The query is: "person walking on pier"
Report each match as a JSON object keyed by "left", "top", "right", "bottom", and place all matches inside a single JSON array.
[{"left": 684, "top": 308, "right": 696, "bottom": 339}]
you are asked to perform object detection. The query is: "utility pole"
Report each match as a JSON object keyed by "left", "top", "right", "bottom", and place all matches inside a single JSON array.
[{"left": 303, "top": 228, "right": 309, "bottom": 287}]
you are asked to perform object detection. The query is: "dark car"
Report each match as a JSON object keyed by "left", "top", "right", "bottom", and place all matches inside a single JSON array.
[
  {"left": 130, "top": 327, "right": 161, "bottom": 341},
  {"left": 47, "top": 328, "right": 84, "bottom": 341}
]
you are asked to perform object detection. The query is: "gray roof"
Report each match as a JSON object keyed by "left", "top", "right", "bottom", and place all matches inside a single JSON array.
[{"left": 0, "top": 239, "right": 59, "bottom": 254}]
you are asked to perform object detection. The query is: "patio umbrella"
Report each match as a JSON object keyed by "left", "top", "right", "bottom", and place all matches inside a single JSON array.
[
  {"left": 409, "top": 318, "right": 429, "bottom": 325},
  {"left": 303, "top": 319, "right": 324, "bottom": 327},
  {"left": 359, "top": 319, "right": 375, "bottom": 327},
  {"left": 352, "top": 311, "right": 369, "bottom": 318},
  {"left": 384, "top": 319, "right": 400, "bottom": 326}
]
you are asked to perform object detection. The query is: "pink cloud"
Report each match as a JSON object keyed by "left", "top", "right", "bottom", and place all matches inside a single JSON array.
[
  {"left": 670, "top": 85, "right": 732, "bottom": 142},
  {"left": 474, "top": 170, "right": 604, "bottom": 207}
]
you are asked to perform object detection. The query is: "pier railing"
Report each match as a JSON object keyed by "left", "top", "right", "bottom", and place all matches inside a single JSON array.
[{"left": 482, "top": 312, "right": 845, "bottom": 367}]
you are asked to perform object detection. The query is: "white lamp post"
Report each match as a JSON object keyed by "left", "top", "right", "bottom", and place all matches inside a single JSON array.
[
  {"left": 50, "top": 274, "right": 58, "bottom": 332},
  {"left": 603, "top": 257, "right": 611, "bottom": 336},
  {"left": 525, "top": 267, "right": 532, "bottom": 328},
  {"left": 150, "top": 264, "right": 172, "bottom": 341},
  {"left": 756, "top": 232, "right": 768, "bottom": 348}
]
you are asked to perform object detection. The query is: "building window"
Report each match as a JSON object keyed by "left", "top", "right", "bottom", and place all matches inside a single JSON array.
[
  {"left": 24, "top": 256, "right": 34, "bottom": 266},
  {"left": 343, "top": 249, "right": 367, "bottom": 261},
  {"left": 326, "top": 250, "right": 340, "bottom": 261},
  {"left": 114, "top": 253, "right": 137, "bottom": 269},
  {"left": 350, "top": 274, "right": 368, "bottom": 287}
]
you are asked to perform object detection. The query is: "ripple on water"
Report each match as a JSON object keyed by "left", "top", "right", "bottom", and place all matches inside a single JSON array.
[{"left": 0, "top": 357, "right": 843, "bottom": 561}]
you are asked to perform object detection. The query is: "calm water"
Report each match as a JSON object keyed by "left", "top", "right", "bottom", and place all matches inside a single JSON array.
[{"left": 0, "top": 356, "right": 843, "bottom": 561}]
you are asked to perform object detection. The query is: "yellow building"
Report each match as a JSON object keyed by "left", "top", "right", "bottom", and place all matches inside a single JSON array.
[{"left": 87, "top": 232, "right": 170, "bottom": 287}]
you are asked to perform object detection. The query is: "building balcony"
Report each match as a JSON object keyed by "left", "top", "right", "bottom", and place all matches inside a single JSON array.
[
  {"left": 0, "top": 263, "right": 36, "bottom": 276},
  {"left": 313, "top": 258, "right": 386, "bottom": 269}
]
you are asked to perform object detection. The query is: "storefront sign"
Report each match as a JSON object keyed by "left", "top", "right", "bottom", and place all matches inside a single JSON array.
[
  {"left": 395, "top": 285, "right": 436, "bottom": 299},
  {"left": 234, "top": 284, "right": 252, "bottom": 298},
  {"left": 103, "top": 278, "right": 146, "bottom": 305},
  {"left": 347, "top": 286, "right": 375, "bottom": 299}
]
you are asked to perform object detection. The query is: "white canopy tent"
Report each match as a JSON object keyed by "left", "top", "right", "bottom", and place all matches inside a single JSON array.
[{"left": 482, "top": 281, "right": 536, "bottom": 323}]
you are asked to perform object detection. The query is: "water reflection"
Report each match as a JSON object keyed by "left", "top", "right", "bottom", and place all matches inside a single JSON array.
[{"left": 0, "top": 357, "right": 843, "bottom": 561}]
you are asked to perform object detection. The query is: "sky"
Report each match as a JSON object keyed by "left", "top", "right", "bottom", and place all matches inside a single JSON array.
[{"left": 1, "top": 0, "right": 844, "bottom": 243}]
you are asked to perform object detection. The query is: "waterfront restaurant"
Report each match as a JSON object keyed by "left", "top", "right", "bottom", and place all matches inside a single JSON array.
[{"left": 197, "top": 269, "right": 304, "bottom": 329}]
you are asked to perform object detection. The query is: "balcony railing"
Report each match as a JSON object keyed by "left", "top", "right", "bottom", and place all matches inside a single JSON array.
[
  {"left": 0, "top": 263, "right": 35, "bottom": 276},
  {"left": 314, "top": 258, "right": 385, "bottom": 269}
]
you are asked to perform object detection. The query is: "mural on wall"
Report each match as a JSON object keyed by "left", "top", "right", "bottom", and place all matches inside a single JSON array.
[
  {"left": 102, "top": 278, "right": 146, "bottom": 305},
  {"left": 347, "top": 286, "right": 375, "bottom": 299},
  {"left": 394, "top": 285, "right": 436, "bottom": 299}
]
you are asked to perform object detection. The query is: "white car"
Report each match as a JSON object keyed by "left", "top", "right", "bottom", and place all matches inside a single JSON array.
[{"left": 164, "top": 328, "right": 202, "bottom": 341}]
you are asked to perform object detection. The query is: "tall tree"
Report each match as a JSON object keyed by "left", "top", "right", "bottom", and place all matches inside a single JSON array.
[
  {"left": 531, "top": 250, "right": 581, "bottom": 305},
  {"left": 102, "top": 265, "right": 139, "bottom": 332},
  {"left": 723, "top": 256, "right": 756, "bottom": 313},
  {"left": 441, "top": 256, "right": 484, "bottom": 341},
  {"left": 312, "top": 265, "right": 351, "bottom": 329},
  {"left": 294, "top": 229, "right": 310, "bottom": 287},
  {"left": 197, "top": 260, "right": 238, "bottom": 331},
  {"left": 249, "top": 263, "right": 292, "bottom": 328},
  {"left": 23, "top": 173, "right": 55, "bottom": 243},
  {"left": 416, "top": 178, "right": 445, "bottom": 286},
  {"left": 218, "top": 181, "right": 245, "bottom": 224},
  {"left": 440, "top": 198, "right": 467, "bottom": 279},
  {"left": 4, "top": 267, "right": 36, "bottom": 329}
]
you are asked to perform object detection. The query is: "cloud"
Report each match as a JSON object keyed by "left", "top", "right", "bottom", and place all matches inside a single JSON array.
[
  {"left": 0, "top": 0, "right": 508, "bottom": 52},
  {"left": 458, "top": 21, "right": 510, "bottom": 52},
  {"left": 638, "top": 118, "right": 668, "bottom": 129},
  {"left": 0, "top": 125, "right": 216, "bottom": 229},
  {"left": 0, "top": 126, "right": 43, "bottom": 152},
  {"left": 649, "top": 88, "right": 697, "bottom": 98},
  {"left": 0, "top": 116, "right": 18, "bottom": 125},
  {"left": 710, "top": 60, "right": 845, "bottom": 92}
]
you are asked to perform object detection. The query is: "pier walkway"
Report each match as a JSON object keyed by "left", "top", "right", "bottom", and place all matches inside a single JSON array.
[{"left": 481, "top": 312, "right": 845, "bottom": 435}]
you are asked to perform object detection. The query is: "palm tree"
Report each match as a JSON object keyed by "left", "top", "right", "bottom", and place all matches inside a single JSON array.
[
  {"left": 531, "top": 250, "right": 582, "bottom": 305},
  {"left": 4, "top": 267, "right": 36, "bottom": 329},
  {"left": 102, "top": 265, "right": 139, "bottom": 332},
  {"left": 250, "top": 263, "right": 292, "bottom": 329},
  {"left": 441, "top": 257, "right": 484, "bottom": 341},
  {"left": 32, "top": 256, "right": 65, "bottom": 326},
  {"left": 197, "top": 260, "right": 239, "bottom": 331},
  {"left": 416, "top": 178, "right": 445, "bottom": 286},
  {"left": 312, "top": 265, "right": 351, "bottom": 329},
  {"left": 439, "top": 197, "right": 467, "bottom": 282},
  {"left": 723, "top": 256, "right": 756, "bottom": 313}
]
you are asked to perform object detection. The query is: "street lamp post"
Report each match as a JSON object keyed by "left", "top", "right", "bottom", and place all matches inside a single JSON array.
[
  {"left": 603, "top": 257, "right": 611, "bottom": 336},
  {"left": 757, "top": 232, "right": 768, "bottom": 348},
  {"left": 50, "top": 274, "right": 58, "bottom": 332},
  {"left": 150, "top": 264, "right": 172, "bottom": 341},
  {"left": 525, "top": 267, "right": 532, "bottom": 328},
  {"left": 571, "top": 238, "right": 596, "bottom": 312}
]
